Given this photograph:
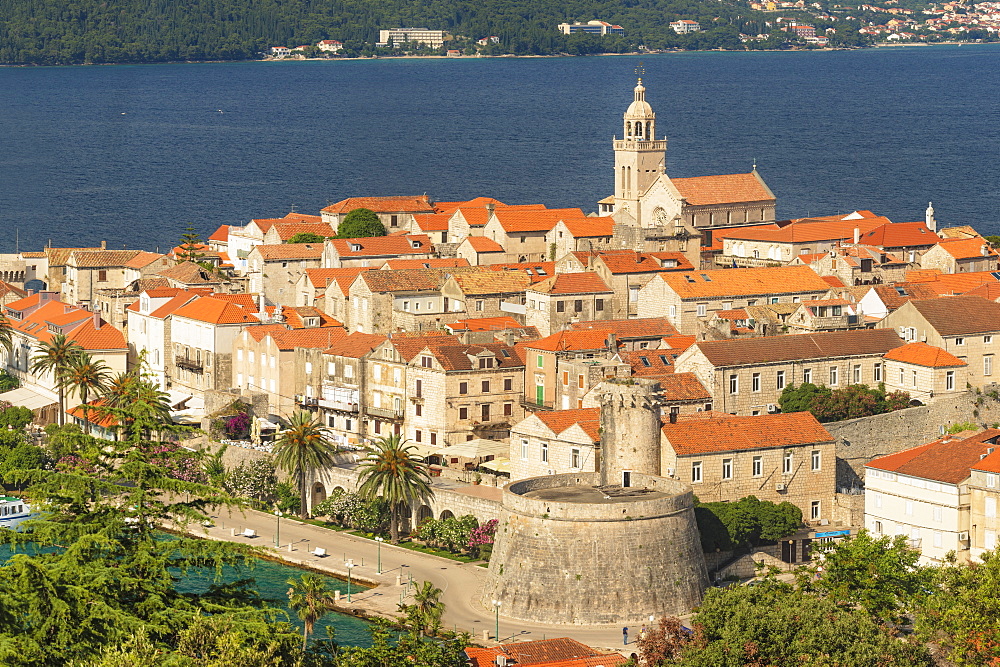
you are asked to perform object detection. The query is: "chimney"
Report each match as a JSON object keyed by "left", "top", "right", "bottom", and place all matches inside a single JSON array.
[
  {"left": 486, "top": 202, "right": 495, "bottom": 215},
  {"left": 669, "top": 409, "right": 678, "bottom": 424},
  {"left": 92, "top": 311, "right": 101, "bottom": 328},
  {"left": 607, "top": 332, "right": 617, "bottom": 352},
  {"left": 101, "top": 240, "right": 107, "bottom": 250},
  {"left": 853, "top": 227, "right": 860, "bottom": 245},
  {"left": 983, "top": 244, "right": 990, "bottom": 257}
]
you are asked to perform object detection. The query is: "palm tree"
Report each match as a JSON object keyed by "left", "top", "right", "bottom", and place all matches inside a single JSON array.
[
  {"left": 60, "top": 352, "right": 111, "bottom": 435},
  {"left": 0, "top": 313, "right": 13, "bottom": 364},
  {"left": 30, "top": 334, "right": 82, "bottom": 425},
  {"left": 411, "top": 580, "right": 444, "bottom": 636},
  {"left": 273, "top": 411, "right": 338, "bottom": 519},
  {"left": 357, "top": 434, "right": 432, "bottom": 544},
  {"left": 286, "top": 573, "right": 336, "bottom": 651}
]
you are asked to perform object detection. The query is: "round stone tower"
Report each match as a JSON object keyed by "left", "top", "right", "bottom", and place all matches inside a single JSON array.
[
  {"left": 598, "top": 378, "right": 663, "bottom": 487},
  {"left": 482, "top": 379, "right": 707, "bottom": 625}
]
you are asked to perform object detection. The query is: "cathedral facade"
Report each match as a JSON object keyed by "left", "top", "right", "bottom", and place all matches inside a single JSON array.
[{"left": 600, "top": 79, "right": 777, "bottom": 235}]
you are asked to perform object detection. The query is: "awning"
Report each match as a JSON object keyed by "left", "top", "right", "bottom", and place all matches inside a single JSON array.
[
  {"left": 164, "top": 390, "right": 193, "bottom": 410},
  {"left": 405, "top": 442, "right": 441, "bottom": 458},
  {"left": 479, "top": 458, "right": 511, "bottom": 474},
  {"left": 433, "top": 438, "right": 508, "bottom": 460},
  {"left": 0, "top": 387, "right": 57, "bottom": 411}
]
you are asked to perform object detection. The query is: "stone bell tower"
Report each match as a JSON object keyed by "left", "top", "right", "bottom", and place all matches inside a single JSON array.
[
  {"left": 613, "top": 77, "right": 668, "bottom": 222},
  {"left": 598, "top": 378, "right": 663, "bottom": 487}
]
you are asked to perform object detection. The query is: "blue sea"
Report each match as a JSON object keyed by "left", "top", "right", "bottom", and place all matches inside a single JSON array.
[{"left": 1, "top": 45, "right": 999, "bottom": 254}]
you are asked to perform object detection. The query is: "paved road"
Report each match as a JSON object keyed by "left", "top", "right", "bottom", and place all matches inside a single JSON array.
[{"left": 195, "top": 506, "right": 638, "bottom": 654}]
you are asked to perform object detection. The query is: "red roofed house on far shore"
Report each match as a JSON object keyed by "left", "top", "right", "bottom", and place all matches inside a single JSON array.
[
  {"left": 320, "top": 195, "right": 436, "bottom": 234},
  {"left": 525, "top": 273, "right": 614, "bottom": 336}
]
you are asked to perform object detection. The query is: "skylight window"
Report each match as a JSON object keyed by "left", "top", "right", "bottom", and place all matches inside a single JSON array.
[
  {"left": 640, "top": 356, "right": 651, "bottom": 367},
  {"left": 700, "top": 274, "right": 712, "bottom": 281}
]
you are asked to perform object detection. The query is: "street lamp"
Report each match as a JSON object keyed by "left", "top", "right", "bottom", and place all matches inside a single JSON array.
[
  {"left": 274, "top": 509, "right": 283, "bottom": 547},
  {"left": 345, "top": 561, "right": 357, "bottom": 603},
  {"left": 374, "top": 536, "right": 384, "bottom": 574},
  {"left": 491, "top": 599, "right": 502, "bottom": 642}
]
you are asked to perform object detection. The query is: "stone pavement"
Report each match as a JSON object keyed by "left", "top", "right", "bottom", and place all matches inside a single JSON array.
[{"left": 189, "top": 505, "right": 640, "bottom": 654}]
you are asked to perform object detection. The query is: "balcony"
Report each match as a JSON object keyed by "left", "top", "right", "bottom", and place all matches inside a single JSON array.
[
  {"left": 519, "top": 397, "right": 554, "bottom": 411},
  {"left": 175, "top": 356, "right": 204, "bottom": 373},
  {"left": 295, "top": 395, "right": 319, "bottom": 409},
  {"left": 365, "top": 405, "right": 404, "bottom": 421},
  {"left": 318, "top": 399, "right": 359, "bottom": 413}
]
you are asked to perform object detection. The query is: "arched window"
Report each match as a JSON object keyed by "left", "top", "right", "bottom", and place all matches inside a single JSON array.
[
  {"left": 752, "top": 249, "right": 760, "bottom": 259},
  {"left": 626, "top": 121, "right": 632, "bottom": 136},
  {"left": 635, "top": 122, "right": 643, "bottom": 138},
  {"left": 645, "top": 121, "right": 651, "bottom": 138}
]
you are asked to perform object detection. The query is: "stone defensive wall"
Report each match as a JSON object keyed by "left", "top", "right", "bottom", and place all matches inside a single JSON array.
[{"left": 484, "top": 471, "right": 707, "bottom": 625}]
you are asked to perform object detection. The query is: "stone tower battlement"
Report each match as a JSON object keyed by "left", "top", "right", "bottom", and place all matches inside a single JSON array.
[{"left": 597, "top": 378, "right": 663, "bottom": 486}]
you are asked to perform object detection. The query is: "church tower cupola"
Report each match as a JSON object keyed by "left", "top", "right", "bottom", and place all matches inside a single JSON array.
[{"left": 613, "top": 74, "right": 668, "bottom": 224}]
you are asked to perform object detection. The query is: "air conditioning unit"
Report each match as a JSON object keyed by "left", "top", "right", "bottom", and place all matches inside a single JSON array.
[
  {"left": 775, "top": 483, "right": 787, "bottom": 492},
  {"left": 767, "top": 404, "right": 779, "bottom": 413},
  {"left": 958, "top": 531, "right": 970, "bottom": 542}
]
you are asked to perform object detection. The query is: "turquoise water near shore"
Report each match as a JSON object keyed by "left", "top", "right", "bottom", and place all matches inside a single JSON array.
[
  {"left": 1, "top": 45, "right": 999, "bottom": 254},
  {"left": 0, "top": 543, "right": 374, "bottom": 647}
]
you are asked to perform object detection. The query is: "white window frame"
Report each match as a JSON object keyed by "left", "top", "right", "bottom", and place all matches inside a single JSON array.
[
  {"left": 729, "top": 374, "right": 739, "bottom": 395},
  {"left": 776, "top": 370, "right": 785, "bottom": 390},
  {"left": 783, "top": 451, "right": 793, "bottom": 474},
  {"left": 752, "top": 373, "right": 761, "bottom": 392},
  {"left": 811, "top": 450, "right": 821, "bottom": 471},
  {"left": 810, "top": 501, "right": 821, "bottom": 520},
  {"left": 752, "top": 456, "right": 762, "bottom": 477},
  {"left": 691, "top": 461, "right": 702, "bottom": 483},
  {"left": 722, "top": 458, "right": 733, "bottom": 480},
  {"left": 520, "top": 439, "right": 529, "bottom": 460}
]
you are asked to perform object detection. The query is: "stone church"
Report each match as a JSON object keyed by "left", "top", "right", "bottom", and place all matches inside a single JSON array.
[{"left": 598, "top": 78, "right": 777, "bottom": 238}]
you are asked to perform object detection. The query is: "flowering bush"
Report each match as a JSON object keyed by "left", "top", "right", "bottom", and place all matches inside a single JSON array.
[
  {"left": 145, "top": 442, "right": 205, "bottom": 483},
  {"left": 468, "top": 518, "right": 498, "bottom": 559},
  {"left": 224, "top": 459, "right": 277, "bottom": 504},
  {"left": 224, "top": 412, "right": 251, "bottom": 439},
  {"left": 416, "top": 515, "right": 479, "bottom": 553},
  {"left": 56, "top": 453, "right": 96, "bottom": 474},
  {"left": 313, "top": 492, "right": 388, "bottom": 533}
]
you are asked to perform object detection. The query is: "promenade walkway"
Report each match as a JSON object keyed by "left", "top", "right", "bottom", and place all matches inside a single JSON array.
[{"left": 194, "top": 505, "right": 637, "bottom": 653}]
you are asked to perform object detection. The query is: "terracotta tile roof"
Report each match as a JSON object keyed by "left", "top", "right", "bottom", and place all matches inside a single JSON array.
[
  {"left": 445, "top": 316, "right": 522, "bottom": 331},
  {"left": 558, "top": 217, "right": 615, "bottom": 238},
  {"left": 268, "top": 222, "right": 336, "bottom": 241},
  {"left": 935, "top": 237, "right": 1000, "bottom": 260},
  {"left": 279, "top": 305, "right": 342, "bottom": 329},
  {"left": 157, "top": 261, "right": 223, "bottom": 285},
  {"left": 906, "top": 295, "right": 1000, "bottom": 336},
  {"left": 146, "top": 293, "right": 202, "bottom": 319},
  {"left": 693, "top": 329, "right": 904, "bottom": 367},
  {"left": 450, "top": 208, "right": 492, "bottom": 228},
  {"left": 0, "top": 281, "right": 27, "bottom": 300},
  {"left": 381, "top": 258, "right": 470, "bottom": 270},
  {"left": 412, "top": 212, "right": 451, "bottom": 232},
  {"left": 329, "top": 235, "right": 431, "bottom": 257},
  {"left": 449, "top": 270, "right": 533, "bottom": 295},
  {"left": 528, "top": 273, "right": 612, "bottom": 295},
  {"left": 535, "top": 408, "right": 601, "bottom": 442},
  {"left": 660, "top": 372, "right": 711, "bottom": 401},
  {"left": 570, "top": 317, "right": 679, "bottom": 339},
  {"left": 422, "top": 341, "right": 522, "bottom": 371},
  {"left": 387, "top": 333, "right": 461, "bottom": 361},
  {"left": 867, "top": 430, "right": 1000, "bottom": 484},
  {"left": 660, "top": 334, "right": 696, "bottom": 353},
  {"left": 464, "top": 236, "right": 506, "bottom": 253},
  {"left": 491, "top": 209, "right": 588, "bottom": 233},
  {"left": 123, "top": 251, "right": 166, "bottom": 269},
  {"left": 305, "top": 267, "right": 372, "bottom": 290},
  {"left": 254, "top": 243, "right": 324, "bottom": 260},
  {"left": 172, "top": 296, "right": 260, "bottom": 325},
  {"left": 208, "top": 225, "right": 231, "bottom": 242},
  {"left": 250, "top": 213, "right": 322, "bottom": 232},
  {"left": 70, "top": 249, "right": 142, "bottom": 268},
  {"left": 971, "top": 447, "right": 1000, "bottom": 474},
  {"left": 621, "top": 349, "right": 675, "bottom": 377},
  {"left": 596, "top": 250, "right": 693, "bottom": 274},
  {"left": 662, "top": 412, "right": 833, "bottom": 456},
  {"left": 65, "top": 317, "right": 127, "bottom": 351},
  {"left": 324, "top": 331, "right": 386, "bottom": 357},
  {"left": 671, "top": 172, "right": 774, "bottom": 206},
  {"left": 822, "top": 275, "right": 846, "bottom": 288},
  {"left": 466, "top": 638, "right": 626, "bottom": 667},
  {"left": 432, "top": 196, "right": 505, "bottom": 213},
  {"left": 659, "top": 266, "right": 831, "bottom": 300},
  {"left": 243, "top": 324, "right": 290, "bottom": 342},
  {"left": 883, "top": 342, "right": 966, "bottom": 367},
  {"left": 937, "top": 225, "right": 980, "bottom": 240},
  {"left": 524, "top": 330, "right": 614, "bottom": 353},
  {"left": 865, "top": 283, "right": 938, "bottom": 311},
  {"left": 20, "top": 252, "right": 46, "bottom": 258},
  {"left": 963, "top": 282, "right": 1000, "bottom": 301},
  {"left": 359, "top": 268, "right": 472, "bottom": 293},
  {"left": 487, "top": 262, "right": 556, "bottom": 282},
  {"left": 723, "top": 216, "right": 891, "bottom": 244},
  {"left": 713, "top": 308, "right": 750, "bottom": 320},
  {"left": 45, "top": 247, "right": 102, "bottom": 266},
  {"left": 322, "top": 196, "right": 434, "bottom": 215},
  {"left": 269, "top": 326, "right": 347, "bottom": 350},
  {"left": 859, "top": 221, "right": 939, "bottom": 247}
]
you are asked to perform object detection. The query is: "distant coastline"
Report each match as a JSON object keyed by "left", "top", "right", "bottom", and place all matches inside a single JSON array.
[{"left": 1, "top": 41, "right": 993, "bottom": 68}]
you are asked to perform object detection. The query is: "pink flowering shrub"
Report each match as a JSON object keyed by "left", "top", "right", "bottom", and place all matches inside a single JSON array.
[
  {"left": 144, "top": 442, "right": 205, "bottom": 483},
  {"left": 224, "top": 412, "right": 251, "bottom": 439},
  {"left": 56, "top": 454, "right": 96, "bottom": 474}
]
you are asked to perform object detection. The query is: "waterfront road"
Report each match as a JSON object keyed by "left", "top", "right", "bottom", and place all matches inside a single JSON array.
[{"left": 192, "top": 506, "right": 640, "bottom": 654}]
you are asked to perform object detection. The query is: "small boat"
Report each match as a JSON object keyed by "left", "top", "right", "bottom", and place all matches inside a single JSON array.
[{"left": 0, "top": 496, "right": 32, "bottom": 530}]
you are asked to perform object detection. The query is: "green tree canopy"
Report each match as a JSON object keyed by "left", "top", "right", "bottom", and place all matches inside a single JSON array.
[
  {"left": 272, "top": 411, "right": 338, "bottom": 519},
  {"left": 287, "top": 231, "right": 329, "bottom": 244},
  {"left": 695, "top": 496, "right": 801, "bottom": 551},
  {"left": 336, "top": 209, "right": 386, "bottom": 239},
  {"left": 779, "top": 382, "right": 911, "bottom": 423}
]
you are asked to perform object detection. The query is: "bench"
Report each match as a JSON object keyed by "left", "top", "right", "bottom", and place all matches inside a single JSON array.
[
  {"left": 313, "top": 547, "right": 326, "bottom": 557},
  {"left": 242, "top": 528, "right": 256, "bottom": 538}
]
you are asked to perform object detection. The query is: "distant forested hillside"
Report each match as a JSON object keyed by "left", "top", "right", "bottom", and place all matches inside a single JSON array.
[{"left": 0, "top": 0, "right": 781, "bottom": 64}]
